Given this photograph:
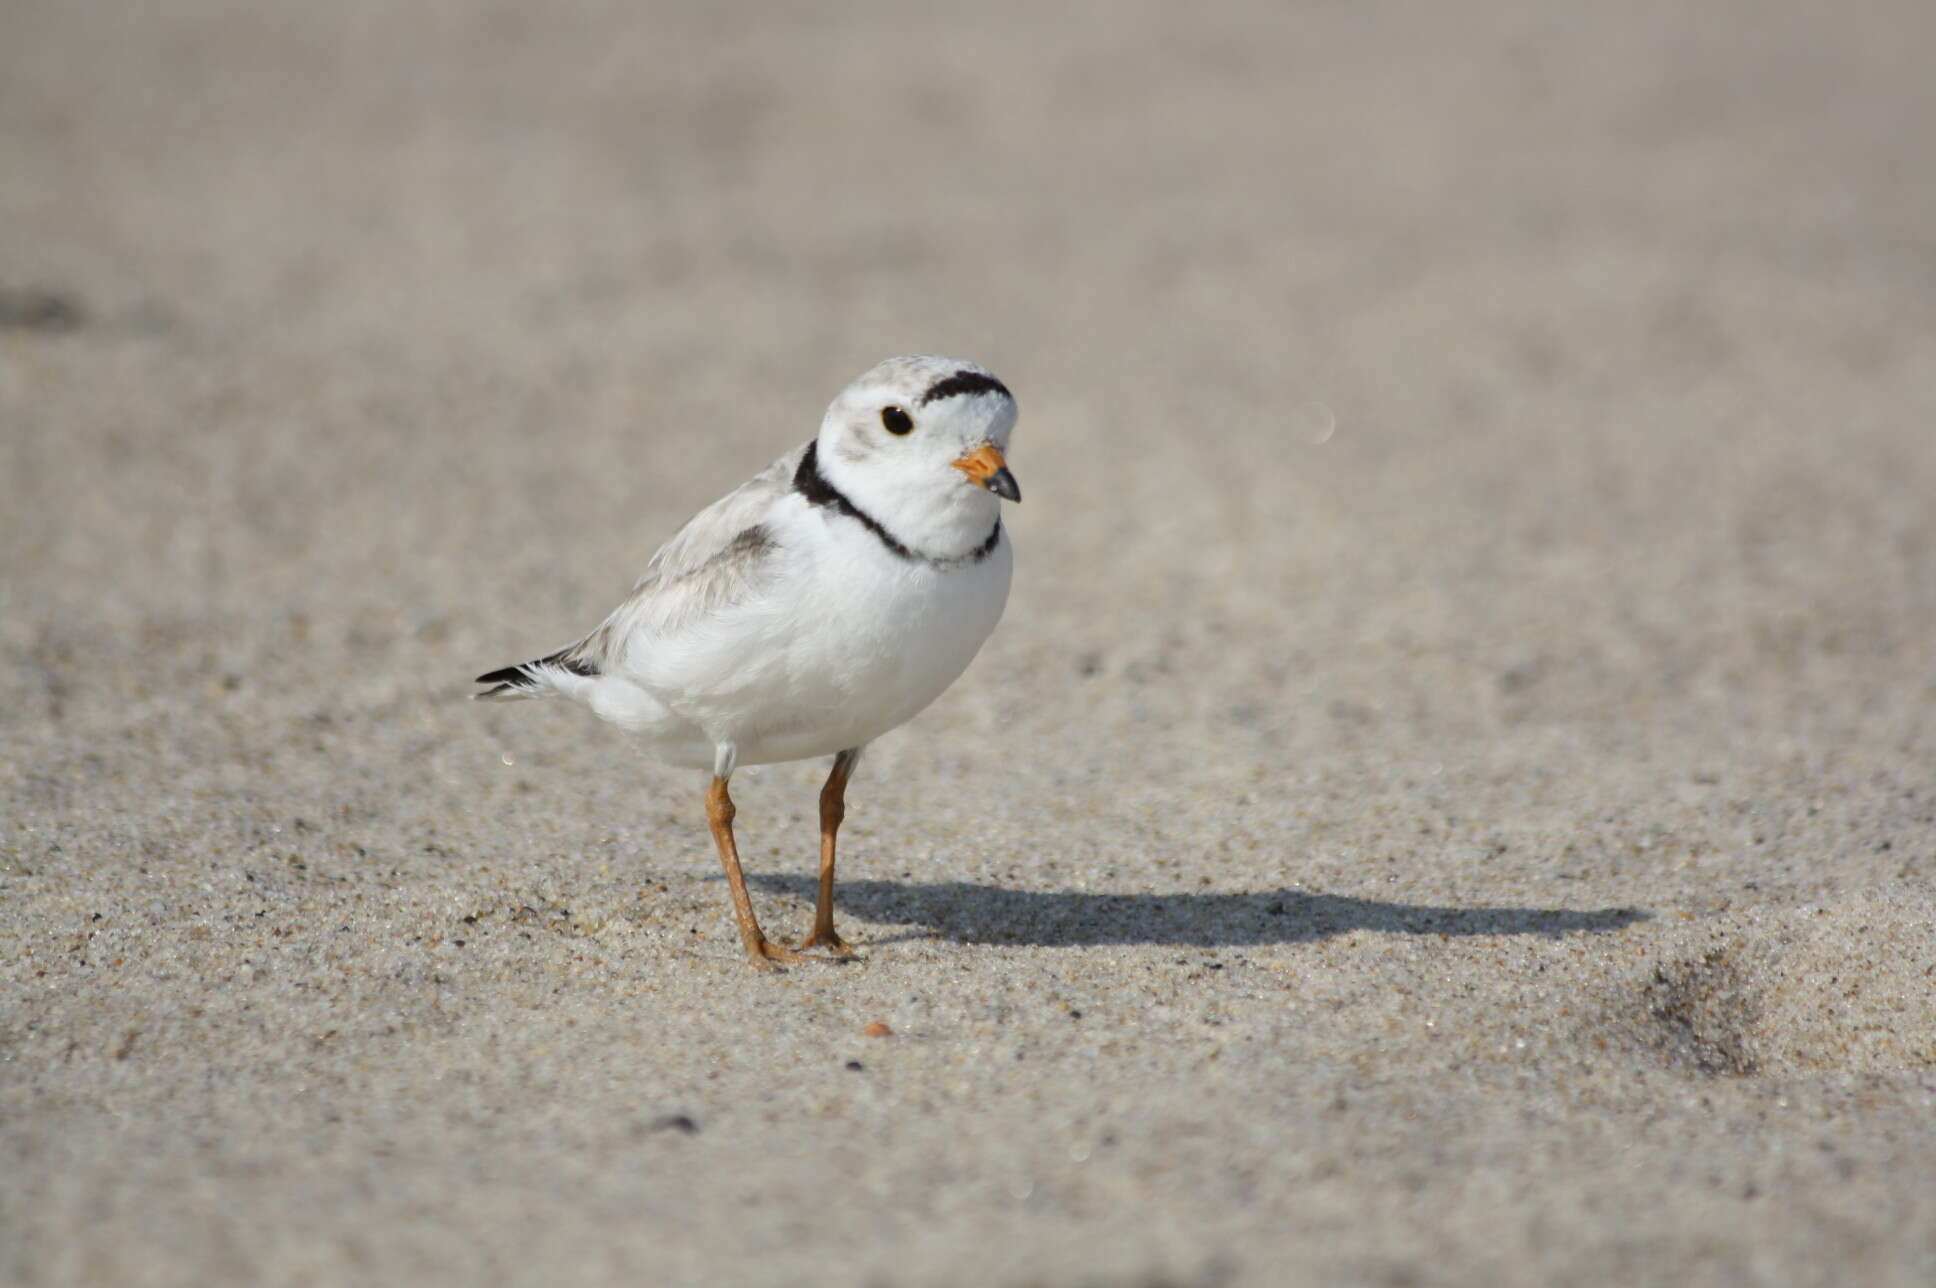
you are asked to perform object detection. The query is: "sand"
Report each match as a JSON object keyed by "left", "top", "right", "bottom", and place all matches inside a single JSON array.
[{"left": 4, "top": 1, "right": 1934, "bottom": 1283}]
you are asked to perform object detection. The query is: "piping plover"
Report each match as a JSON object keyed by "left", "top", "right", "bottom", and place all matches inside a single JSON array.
[{"left": 475, "top": 356, "right": 1020, "bottom": 968}]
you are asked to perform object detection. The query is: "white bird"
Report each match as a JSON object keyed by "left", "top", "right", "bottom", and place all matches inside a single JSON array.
[{"left": 475, "top": 356, "right": 1021, "bottom": 968}]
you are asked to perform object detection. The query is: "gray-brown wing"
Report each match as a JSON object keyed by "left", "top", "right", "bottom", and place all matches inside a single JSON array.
[
  {"left": 632, "top": 442, "right": 805, "bottom": 586},
  {"left": 561, "top": 442, "right": 808, "bottom": 671}
]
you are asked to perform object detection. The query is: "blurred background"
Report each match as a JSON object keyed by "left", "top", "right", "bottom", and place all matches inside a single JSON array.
[{"left": 5, "top": 0, "right": 1931, "bottom": 856}]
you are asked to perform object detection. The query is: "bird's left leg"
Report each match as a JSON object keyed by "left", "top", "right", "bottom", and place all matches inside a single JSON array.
[{"left": 795, "top": 746, "right": 863, "bottom": 957}]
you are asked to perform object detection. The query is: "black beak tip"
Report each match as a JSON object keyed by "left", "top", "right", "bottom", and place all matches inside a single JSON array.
[{"left": 985, "top": 468, "right": 1021, "bottom": 502}]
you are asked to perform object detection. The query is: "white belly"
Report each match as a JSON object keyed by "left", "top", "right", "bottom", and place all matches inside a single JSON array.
[{"left": 599, "top": 527, "right": 1012, "bottom": 769}]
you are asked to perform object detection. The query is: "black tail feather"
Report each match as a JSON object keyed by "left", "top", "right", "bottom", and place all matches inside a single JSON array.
[
  {"left": 474, "top": 663, "right": 531, "bottom": 688},
  {"left": 473, "top": 648, "right": 598, "bottom": 696}
]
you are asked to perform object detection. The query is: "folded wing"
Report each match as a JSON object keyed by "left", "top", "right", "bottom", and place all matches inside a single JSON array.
[{"left": 473, "top": 442, "right": 807, "bottom": 699}]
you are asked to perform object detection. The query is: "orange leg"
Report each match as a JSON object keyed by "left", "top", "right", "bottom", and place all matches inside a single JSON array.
[
  {"left": 706, "top": 775, "right": 809, "bottom": 969},
  {"left": 795, "top": 747, "right": 862, "bottom": 957}
]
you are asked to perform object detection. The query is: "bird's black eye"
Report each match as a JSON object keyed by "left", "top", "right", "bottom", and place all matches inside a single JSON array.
[{"left": 880, "top": 405, "right": 914, "bottom": 435}]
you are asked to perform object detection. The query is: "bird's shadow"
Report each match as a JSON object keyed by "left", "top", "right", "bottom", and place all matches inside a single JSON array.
[{"left": 745, "top": 875, "right": 1648, "bottom": 948}]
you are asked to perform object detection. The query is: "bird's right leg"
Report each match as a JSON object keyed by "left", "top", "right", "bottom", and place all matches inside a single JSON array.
[{"left": 705, "top": 769, "right": 809, "bottom": 970}]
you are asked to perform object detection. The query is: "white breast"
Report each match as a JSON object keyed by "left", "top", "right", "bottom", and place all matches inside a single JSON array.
[{"left": 614, "top": 504, "right": 1013, "bottom": 769}]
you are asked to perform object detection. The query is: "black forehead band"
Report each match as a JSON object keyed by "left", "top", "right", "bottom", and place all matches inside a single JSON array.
[{"left": 918, "top": 370, "right": 1011, "bottom": 407}]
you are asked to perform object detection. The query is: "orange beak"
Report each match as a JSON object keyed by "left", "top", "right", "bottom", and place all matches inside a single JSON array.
[{"left": 951, "top": 443, "right": 1022, "bottom": 501}]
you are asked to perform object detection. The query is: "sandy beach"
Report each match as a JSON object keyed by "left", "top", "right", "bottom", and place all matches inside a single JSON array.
[{"left": 4, "top": 1, "right": 1934, "bottom": 1283}]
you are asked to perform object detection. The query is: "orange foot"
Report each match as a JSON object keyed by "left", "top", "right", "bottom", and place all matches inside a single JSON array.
[
  {"left": 793, "top": 927, "right": 861, "bottom": 959},
  {"left": 745, "top": 936, "right": 816, "bottom": 970}
]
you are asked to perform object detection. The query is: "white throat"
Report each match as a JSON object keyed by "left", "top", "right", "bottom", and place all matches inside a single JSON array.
[{"left": 807, "top": 437, "right": 1003, "bottom": 564}]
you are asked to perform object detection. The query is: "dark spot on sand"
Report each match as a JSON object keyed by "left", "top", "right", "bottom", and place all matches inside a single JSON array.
[
  {"left": 649, "top": 1114, "right": 699, "bottom": 1135},
  {"left": 1642, "top": 946, "right": 1761, "bottom": 1076},
  {"left": 0, "top": 288, "right": 85, "bottom": 332}
]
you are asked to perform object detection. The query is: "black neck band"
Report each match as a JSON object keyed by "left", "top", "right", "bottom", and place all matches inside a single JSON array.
[{"left": 793, "top": 440, "right": 1001, "bottom": 567}]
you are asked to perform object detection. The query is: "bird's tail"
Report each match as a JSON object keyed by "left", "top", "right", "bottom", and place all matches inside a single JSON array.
[{"left": 472, "top": 648, "right": 598, "bottom": 701}]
